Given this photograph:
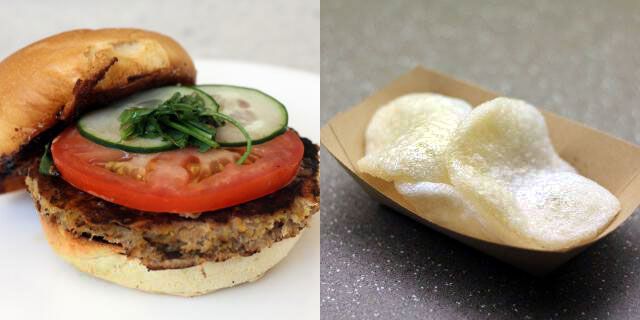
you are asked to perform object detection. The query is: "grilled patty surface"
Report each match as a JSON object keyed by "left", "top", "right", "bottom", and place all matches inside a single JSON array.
[{"left": 26, "top": 137, "right": 319, "bottom": 270}]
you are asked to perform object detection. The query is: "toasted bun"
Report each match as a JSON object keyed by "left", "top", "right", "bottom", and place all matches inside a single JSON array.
[
  {"left": 0, "top": 28, "right": 196, "bottom": 191},
  {"left": 40, "top": 215, "right": 302, "bottom": 297}
]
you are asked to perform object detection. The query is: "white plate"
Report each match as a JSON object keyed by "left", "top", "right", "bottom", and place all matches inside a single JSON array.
[{"left": 0, "top": 60, "right": 320, "bottom": 320}]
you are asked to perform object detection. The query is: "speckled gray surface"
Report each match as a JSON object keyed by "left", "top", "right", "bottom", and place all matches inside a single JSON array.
[
  {"left": 0, "top": 0, "right": 319, "bottom": 73},
  {"left": 321, "top": 1, "right": 640, "bottom": 319}
]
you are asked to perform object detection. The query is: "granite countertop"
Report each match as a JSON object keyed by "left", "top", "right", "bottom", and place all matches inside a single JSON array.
[
  {"left": 0, "top": 0, "right": 319, "bottom": 73},
  {"left": 321, "top": 1, "right": 640, "bottom": 319}
]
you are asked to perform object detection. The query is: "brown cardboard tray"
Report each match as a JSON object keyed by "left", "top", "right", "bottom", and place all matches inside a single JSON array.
[{"left": 321, "top": 66, "right": 640, "bottom": 275}]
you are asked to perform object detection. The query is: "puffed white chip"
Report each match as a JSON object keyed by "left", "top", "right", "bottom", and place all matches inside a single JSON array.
[
  {"left": 395, "top": 181, "right": 495, "bottom": 241},
  {"left": 446, "top": 97, "right": 620, "bottom": 249},
  {"left": 358, "top": 93, "right": 472, "bottom": 183}
]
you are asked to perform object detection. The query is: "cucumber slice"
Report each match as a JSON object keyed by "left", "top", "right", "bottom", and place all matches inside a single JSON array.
[
  {"left": 77, "top": 86, "right": 219, "bottom": 153},
  {"left": 196, "top": 85, "right": 288, "bottom": 146}
]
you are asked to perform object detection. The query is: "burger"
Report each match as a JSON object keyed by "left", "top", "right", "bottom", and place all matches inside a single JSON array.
[{"left": 0, "top": 28, "right": 319, "bottom": 296}]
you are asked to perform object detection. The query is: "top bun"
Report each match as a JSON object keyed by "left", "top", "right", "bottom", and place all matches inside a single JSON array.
[{"left": 0, "top": 28, "right": 196, "bottom": 192}]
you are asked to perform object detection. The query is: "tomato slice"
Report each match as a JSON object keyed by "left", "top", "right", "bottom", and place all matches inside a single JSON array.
[{"left": 51, "top": 127, "right": 304, "bottom": 214}]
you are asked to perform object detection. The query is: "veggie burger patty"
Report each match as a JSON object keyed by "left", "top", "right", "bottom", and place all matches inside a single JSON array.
[{"left": 26, "top": 137, "right": 319, "bottom": 270}]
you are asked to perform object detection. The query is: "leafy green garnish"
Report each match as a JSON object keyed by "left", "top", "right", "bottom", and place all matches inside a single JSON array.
[
  {"left": 118, "top": 92, "right": 252, "bottom": 164},
  {"left": 39, "top": 143, "right": 59, "bottom": 176}
]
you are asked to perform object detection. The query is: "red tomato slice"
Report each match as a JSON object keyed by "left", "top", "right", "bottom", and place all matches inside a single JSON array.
[{"left": 51, "top": 127, "right": 304, "bottom": 214}]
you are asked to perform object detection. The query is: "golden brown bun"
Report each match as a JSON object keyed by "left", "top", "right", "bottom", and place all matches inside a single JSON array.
[
  {"left": 40, "top": 215, "right": 303, "bottom": 297},
  {"left": 0, "top": 28, "right": 196, "bottom": 191}
]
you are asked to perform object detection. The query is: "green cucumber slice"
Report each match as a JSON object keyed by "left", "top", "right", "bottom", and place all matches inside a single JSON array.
[
  {"left": 196, "top": 85, "right": 288, "bottom": 146},
  {"left": 77, "top": 86, "right": 218, "bottom": 153}
]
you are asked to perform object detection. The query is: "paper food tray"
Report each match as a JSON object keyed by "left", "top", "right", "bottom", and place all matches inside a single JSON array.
[{"left": 321, "top": 66, "right": 640, "bottom": 275}]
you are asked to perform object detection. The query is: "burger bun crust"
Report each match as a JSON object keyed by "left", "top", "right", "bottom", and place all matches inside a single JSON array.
[
  {"left": 0, "top": 28, "right": 196, "bottom": 192},
  {"left": 40, "top": 216, "right": 302, "bottom": 297}
]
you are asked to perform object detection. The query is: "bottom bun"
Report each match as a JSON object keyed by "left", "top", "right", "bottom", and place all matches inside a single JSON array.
[{"left": 40, "top": 216, "right": 302, "bottom": 297}]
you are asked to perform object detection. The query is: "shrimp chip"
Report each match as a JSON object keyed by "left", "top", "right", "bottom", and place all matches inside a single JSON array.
[
  {"left": 358, "top": 93, "right": 471, "bottom": 183},
  {"left": 446, "top": 97, "right": 620, "bottom": 249},
  {"left": 395, "top": 181, "right": 495, "bottom": 241}
]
